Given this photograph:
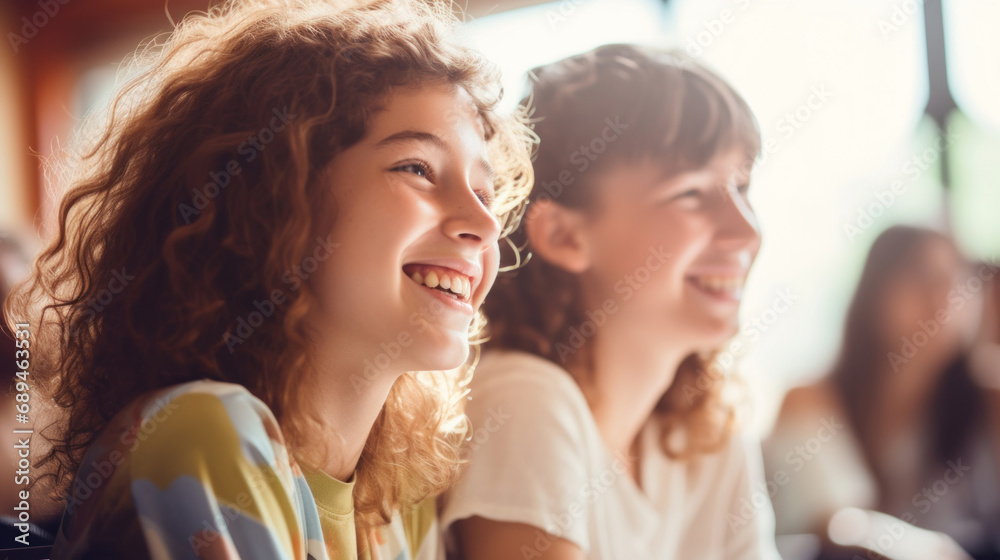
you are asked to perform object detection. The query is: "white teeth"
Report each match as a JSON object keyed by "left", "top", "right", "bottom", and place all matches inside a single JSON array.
[
  {"left": 448, "top": 276, "right": 465, "bottom": 297},
  {"left": 692, "top": 276, "right": 743, "bottom": 294},
  {"left": 406, "top": 268, "right": 471, "bottom": 300}
]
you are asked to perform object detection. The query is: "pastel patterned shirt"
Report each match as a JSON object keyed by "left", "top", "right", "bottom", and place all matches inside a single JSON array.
[{"left": 50, "top": 380, "right": 442, "bottom": 560}]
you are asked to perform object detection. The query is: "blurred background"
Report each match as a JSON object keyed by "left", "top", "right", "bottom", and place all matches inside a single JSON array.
[{"left": 0, "top": 0, "right": 998, "bottom": 558}]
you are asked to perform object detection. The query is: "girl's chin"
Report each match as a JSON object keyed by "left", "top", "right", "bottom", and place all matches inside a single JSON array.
[
  {"left": 689, "top": 319, "right": 741, "bottom": 348},
  {"left": 411, "top": 340, "right": 470, "bottom": 372}
]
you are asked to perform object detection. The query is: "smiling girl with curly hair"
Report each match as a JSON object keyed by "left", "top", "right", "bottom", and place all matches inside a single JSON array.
[{"left": 4, "top": 0, "right": 533, "bottom": 558}]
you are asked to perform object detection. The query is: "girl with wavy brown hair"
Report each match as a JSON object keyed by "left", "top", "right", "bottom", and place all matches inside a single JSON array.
[
  {"left": 440, "top": 44, "right": 780, "bottom": 559},
  {"left": 4, "top": 0, "right": 533, "bottom": 558}
]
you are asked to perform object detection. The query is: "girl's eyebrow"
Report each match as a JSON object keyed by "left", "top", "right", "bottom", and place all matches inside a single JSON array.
[
  {"left": 650, "top": 167, "right": 715, "bottom": 189},
  {"left": 375, "top": 129, "right": 495, "bottom": 180},
  {"left": 375, "top": 129, "right": 446, "bottom": 149}
]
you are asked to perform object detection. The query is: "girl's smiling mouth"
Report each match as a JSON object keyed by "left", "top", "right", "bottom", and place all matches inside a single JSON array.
[{"left": 402, "top": 262, "right": 479, "bottom": 310}]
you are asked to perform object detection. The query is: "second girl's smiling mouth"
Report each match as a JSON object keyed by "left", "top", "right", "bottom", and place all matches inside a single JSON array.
[{"left": 685, "top": 272, "right": 748, "bottom": 303}]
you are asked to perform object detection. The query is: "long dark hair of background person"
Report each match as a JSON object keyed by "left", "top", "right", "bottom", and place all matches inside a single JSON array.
[{"left": 831, "top": 226, "right": 986, "bottom": 512}]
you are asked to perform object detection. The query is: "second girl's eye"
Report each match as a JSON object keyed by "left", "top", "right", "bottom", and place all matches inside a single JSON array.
[
  {"left": 475, "top": 189, "right": 494, "bottom": 208},
  {"left": 672, "top": 188, "right": 702, "bottom": 201}
]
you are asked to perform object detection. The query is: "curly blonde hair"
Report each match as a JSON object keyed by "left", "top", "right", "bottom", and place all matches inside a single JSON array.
[
  {"left": 484, "top": 44, "right": 758, "bottom": 459},
  {"left": 4, "top": 0, "right": 533, "bottom": 532}
]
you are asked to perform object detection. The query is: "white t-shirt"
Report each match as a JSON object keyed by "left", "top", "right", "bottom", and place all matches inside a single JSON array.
[{"left": 441, "top": 349, "right": 781, "bottom": 560}]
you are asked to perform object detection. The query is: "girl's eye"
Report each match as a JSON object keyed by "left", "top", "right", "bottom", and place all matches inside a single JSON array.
[
  {"left": 672, "top": 188, "right": 702, "bottom": 201},
  {"left": 392, "top": 160, "right": 433, "bottom": 180},
  {"left": 392, "top": 159, "right": 494, "bottom": 207}
]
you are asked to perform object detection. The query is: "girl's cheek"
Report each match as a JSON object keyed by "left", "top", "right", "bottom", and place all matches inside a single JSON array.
[{"left": 478, "top": 243, "right": 501, "bottom": 302}]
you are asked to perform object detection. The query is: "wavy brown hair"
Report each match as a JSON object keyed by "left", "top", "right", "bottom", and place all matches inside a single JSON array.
[
  {"left": 484, "top": 44, "right": 759, "bottom": 458},
  {"left": 4, "top": 0, "right": 533, "bottom": 532}
]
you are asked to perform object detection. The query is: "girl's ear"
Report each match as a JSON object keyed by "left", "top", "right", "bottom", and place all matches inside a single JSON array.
[{"left": 523, "top": 198, "right": 591, "bottom": 274}]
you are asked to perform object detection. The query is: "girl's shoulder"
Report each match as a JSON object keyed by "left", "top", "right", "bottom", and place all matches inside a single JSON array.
[
  {"left": 85, "top": 378, "right": 290, "bottom": 477},
  {"left": 127, "top": 378, "right": 272, "bottom": 422},
  {"left": 78, "top": 379, "right": 282, "bottom": 470},
  {"left": 776, "top": 377, "right": 842, "bottom": 421},
  {"left": 133, "top": 378, "right": 282, "bottom": 447},
  {"left": 103, "top": 378, "right": 285, "bottom": 457},
  {"left": 55, "top": 380, "right": 312, "bottom": 559},
  {"left": 460, "top": 349, "right": 606, "bottom": 468},
  {"left": 466, "top": 349, "right": 598, "bottom": 435}
]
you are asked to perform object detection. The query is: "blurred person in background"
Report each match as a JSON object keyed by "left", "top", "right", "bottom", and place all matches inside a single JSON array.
[
  {"left": 766, "top": 226, "right": 1000, "bottom": 559},
  {"left": 970, "top": 261, "right": 1000, "bottom": 392}
]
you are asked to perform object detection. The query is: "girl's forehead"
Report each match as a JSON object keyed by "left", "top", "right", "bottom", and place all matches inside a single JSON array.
[
  {"left": 628, "top": 147, "right": 754, "bottom": 180},
  {"left": 369, "top": 83, "right": 486, "bottom": 139}
]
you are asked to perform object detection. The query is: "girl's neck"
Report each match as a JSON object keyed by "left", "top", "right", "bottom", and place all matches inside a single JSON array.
[
  {"left": 569, "top": 333, "right": 688, "bottom": 482},
  {"left": 300, "top": 342, "right": 404, "bottom": 481}
]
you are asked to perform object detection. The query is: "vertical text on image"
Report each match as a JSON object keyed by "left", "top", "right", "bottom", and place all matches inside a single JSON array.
[{"left": 11, "top": 321, "right": 35, "bottom": 546}]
